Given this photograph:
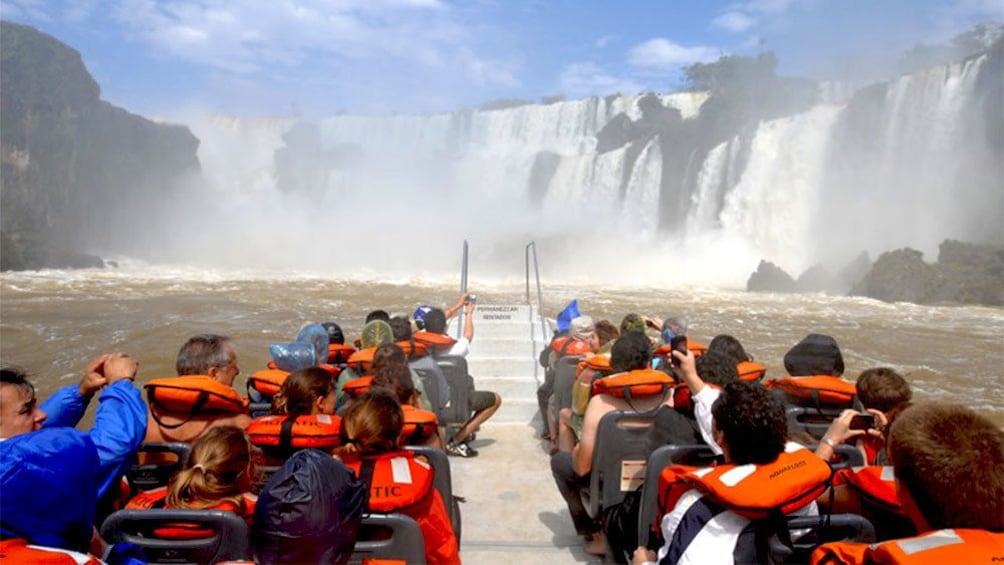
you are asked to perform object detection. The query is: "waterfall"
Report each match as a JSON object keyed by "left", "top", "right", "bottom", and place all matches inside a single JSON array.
[{"left": 178, "top": 56, "right": 996, "bottom": 286}]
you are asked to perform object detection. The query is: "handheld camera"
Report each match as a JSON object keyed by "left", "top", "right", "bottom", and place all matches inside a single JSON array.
[
  {"left": 849, "top": 413, "right": 876, "bottom": 430},
  {"left": 670, "top": 335, "right": 688, "bottom": 368}
]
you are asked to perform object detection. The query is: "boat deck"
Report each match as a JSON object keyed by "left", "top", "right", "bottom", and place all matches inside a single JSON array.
[{"left": 448, "top": 303, "right": 602, "bottom": 563}]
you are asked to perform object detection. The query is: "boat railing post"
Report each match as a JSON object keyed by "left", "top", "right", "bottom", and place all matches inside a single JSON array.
[{"left": 458, "top": 240, "right": 468, "bottom": 340}]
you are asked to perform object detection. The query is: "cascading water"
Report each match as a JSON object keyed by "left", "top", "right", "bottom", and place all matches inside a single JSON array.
[{"left": 176, "top": 55, "right": 997, "bottom": 287}]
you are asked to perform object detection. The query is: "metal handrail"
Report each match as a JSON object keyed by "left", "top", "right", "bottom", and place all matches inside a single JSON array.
[
  {"left": 457, "top": 240, "right": 469, "bottom": 340},
  {"left": 525, "top": 242, "right": 548, "bottom": 385}
]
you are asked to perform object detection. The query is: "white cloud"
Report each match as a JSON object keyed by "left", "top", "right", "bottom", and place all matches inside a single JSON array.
[
  {"left": 558, "top": 62, "right": 642, "bottom": 97},
  {"left": 462, "top": 49, "right": 521, "bottom": 87},
  {"left": 628, "top": 38, "right": 720, "bottom": 70},
  {"left": 595, "top": 34, "right": 615, "bottom": 48},
  {"left": 0, "top": 0, "right": 52, "bottom": 22},
  {"left": 712, "top": 11, "right": 756, "bottom": 33},
  {"left": 744, "top": 0, "right": 799, "bottom": 14}
]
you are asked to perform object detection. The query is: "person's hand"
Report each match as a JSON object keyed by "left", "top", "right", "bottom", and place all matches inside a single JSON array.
[
  {"left": 464, "top": 301, "right": 476, "bottom": 315},
  {"left": 633, "top": 547, "right": 657, "bottom": 564},
  {"left": 643, "top": 316, "right": 661, "bottom": 330},
  {"left": 865, "top": 408, "right": 887, "bottom": 439},
  {"left": 671, "top": 348, "right": 697, "bottom": 379},
  {"left": 453, "top": 293, "right": 469, "bottom": 309},
  {"left": 823, "top": 409, "right": 869, "bottom": 446},
  {"left": 102, "top": 353, "right": 138, "bottom": 384},
  {"left": 79, "top": 354, "right": 110, "bottom": 396}
]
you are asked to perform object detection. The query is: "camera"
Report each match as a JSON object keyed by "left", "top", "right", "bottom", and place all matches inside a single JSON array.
[
  {"left": 467, "top": 294, "right": 478, "bottom": 303},
  {"left": 669, "top": 335, "right": 688, "bottom": 368},
  {"left": 849, "top": 413, "right": 876, "bottom": 430}
]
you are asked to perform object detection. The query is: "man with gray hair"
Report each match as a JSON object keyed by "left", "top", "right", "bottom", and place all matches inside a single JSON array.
[{"left": 145, "top": 334, "right": 252, "bottom": 443}]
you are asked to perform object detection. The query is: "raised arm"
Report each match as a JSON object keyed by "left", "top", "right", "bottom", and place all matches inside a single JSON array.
[
  {"left": 40, "top": 354, "right": 110, "bottom": 429},
  {"left": 88, "top": 353, "right": 148, "bottom": 500}
]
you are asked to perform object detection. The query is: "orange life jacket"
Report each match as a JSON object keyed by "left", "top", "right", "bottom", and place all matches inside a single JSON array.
[
  {"left": 264, "top": 361, "right": 342, "bottom": 378},
  {"left": 246, "top": 414, "right": 342, "bottom": 452},
  {"left": 550, "top": 336, "right": 592, "bottom": 357},
  {"left": 412, "top": 331, "right": 456, "bottom": 353},
  {"left": 125, "top": 486, "right": 257, "bottom": 539},
  {"left": 0, "top": 539, "right": 102, "bottom": 565},
  {"left": 834, "top": 465, "right": 902, "bottom": 515},
  {"left": 328, "top": 343, "right": 357, "bottom": 364},
  {"left": 248, "top": 368, "right": 290, "bottom": 397},
  {"left": 591, "top": 368, "right": 674, "bottom": 399},
  {"left": 401, "top": 404, "right": 439, "bottom": 445},
  {"left": 577, "top": 354, "right": 612, "bottom": 376},
  {"left": 765, "top": 375, "right": 857, "bottom": 407},
  {"left": 341, "top": 451, "right": 435, "bottom": 512},
  {"left": 737, "top": 361, "right": 767, "bottom": 382},
  {"left": 811, "top": 529, "right": 1004, "bottom": 565},
  {"left": 671, "top": 382, "right": 723, "bottom": 414},
  {"left": 659, "top": 443, "right": 832, "bottom": 522},
  {"left": 342, "top": 376, "right": 374, "bottom": 399},
  {"left": 145, "top": 375, "right": 248, "bottom": 429},
  {"left": 652, "top": 338, "right": 708, "bottom": 360}
]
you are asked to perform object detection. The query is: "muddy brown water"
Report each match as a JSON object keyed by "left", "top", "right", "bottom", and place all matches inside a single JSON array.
[{"left": 1, "top": 270, "right": 1001, "bottom": 425}]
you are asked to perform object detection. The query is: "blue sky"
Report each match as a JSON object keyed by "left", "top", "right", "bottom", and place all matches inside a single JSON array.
[{"left": 2, "top": 0, "right": 1001, "bottom": 117}]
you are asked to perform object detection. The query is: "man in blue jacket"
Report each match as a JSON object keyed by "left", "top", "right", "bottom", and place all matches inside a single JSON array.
[{"left": 0, "top": 353, "right": 147, "bottom": 552}]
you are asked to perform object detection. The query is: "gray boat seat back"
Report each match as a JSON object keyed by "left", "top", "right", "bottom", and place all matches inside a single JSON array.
[
  {"left": 126, "top": 442, "right": 192, "bottom": 496},
  {"left": 100, "top": 508, "right": 250, "bottom": 564},
  {"left": 582, "top": 410, "right": 657, "bottom": 519},
  {"left": 435, "top": 355, "right": 472, "bottom": 430},
  {"left": 636, "top": 444, "right": 717, "bottom": 547},
  {"left": 348, "top": 513, "right": 427, "bottom": 565},
  {"left": 408, "top": 445, "right": 462, "bottom": 543}
]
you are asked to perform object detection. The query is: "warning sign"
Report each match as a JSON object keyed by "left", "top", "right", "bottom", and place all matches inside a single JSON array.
[{"left": 620, "top": 460, "right": 646, "bottom": 492}]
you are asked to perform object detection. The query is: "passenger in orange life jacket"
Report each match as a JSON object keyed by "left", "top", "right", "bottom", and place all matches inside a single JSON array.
[
  {"left": 539, "top": 315, "right": 600, "bottom": 450},
  {"left": 126, "top": 425, "right": 258, "bottom": 531},
  {"left": 334, "top": 391, "right": 460, "bottom": 565},
  {"left": 145, "top": 334, "right": 252, "bottom": 444},
  {"left": 389, "top": 315, "right": 450, "bottom": 413},
  {"left": 634, "top": 381, "right": 826, "bottom": 565},
  {"left": 551, "top": 332, "right": 674, "bottom": 556},
  {"left": 558, "top": 319, "right": 621, "bottom": 451},
  {"left": 815, "top": 367, "right": 912, "bottom": 466},
  {"left": 422, "top": 301, "right": 502, "bottom": 459},
  {"left": 247, "top": 366, "right": 341, "bottom": 462},
  {"left": 706, "top": 334, "right": 767, "bottom": 382},
  {"left": 811, "top": 402, "right": 1004, "bottom": 564},
  {"left": 335, "top": 319, "right": 395, "bottom": 412},
  {"left": 371, "top": 363, "right": 443, "bottom": 448}
]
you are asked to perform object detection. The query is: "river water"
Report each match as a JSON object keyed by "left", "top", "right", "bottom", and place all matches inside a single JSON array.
[{"left": 1, "top": 266, "right": 1001, "bottom": 424}]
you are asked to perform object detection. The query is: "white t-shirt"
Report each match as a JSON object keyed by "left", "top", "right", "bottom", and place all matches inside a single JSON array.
[
  {"left": 447, "top": 336, "right": 470, "bottom": 357},
  {"left": 693, "top": 386, "right": 723, "bottom": 455}
]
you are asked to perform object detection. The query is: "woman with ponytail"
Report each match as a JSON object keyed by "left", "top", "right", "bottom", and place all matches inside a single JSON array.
[
  {"left": 335, "top": 391, "right": 459, "bottom": 564},
  {"left": 126, "top": 425, "right": 258, "bottom": 533}
]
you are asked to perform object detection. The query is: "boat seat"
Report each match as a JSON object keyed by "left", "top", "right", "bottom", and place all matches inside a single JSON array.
[
  {"left": 126, "top": 442, "right": 192, "bottom": 496},
  {"left": 408, "top": 445, "right": 462, "bottom": 544},
  {"left": 435, "top": 355, "right": 472, "bottom": 437},
  {"left": 636, "top": 444, "right": 718, "bottom": 549},
  {"left": 551, "top": 355, "right": 583, "bottom": 425},
  {"left": 411, "top": 364, "right": 444, "bottom": 418},
  {"left": 768, "top": 513, "right": 877, "bottom": 563},
  {"left": 348, "top": 513, "right": 427, "bottom": 565},
  {"left": 784, "top": 404, "right": 847, "bottom": 441},
  {"left": 100, "top": 508, "right": 250, "bottom": 564},
  {"left": 581, "top": 409, "right": 658, "bottom": 521}
]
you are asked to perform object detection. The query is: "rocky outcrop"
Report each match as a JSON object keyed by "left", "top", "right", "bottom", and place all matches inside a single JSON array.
[
  {"left": 0, "top": 21, "right": 200, "bottom": 270},
  {"left": 747, "top": 260, "right": 798, "bottom": 293},
  {"left": 850, "top": 240, "right": 1003, "bottom": 306}
]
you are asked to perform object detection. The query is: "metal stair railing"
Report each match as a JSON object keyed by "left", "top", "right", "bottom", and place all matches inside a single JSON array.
[
  {"left": 525, "top": 241, "right": 548, "bottom": 386},
  {"left": 456, "top": 240, "right": 469, "bottom": 340}
]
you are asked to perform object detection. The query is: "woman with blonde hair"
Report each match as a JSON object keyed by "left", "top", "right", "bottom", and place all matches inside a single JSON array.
[
  {"left": 335, "top": 390, "right": 460, "bottom": 564},
  {"left": 127, "top": 425, "right": 257, "bottom": 531}
]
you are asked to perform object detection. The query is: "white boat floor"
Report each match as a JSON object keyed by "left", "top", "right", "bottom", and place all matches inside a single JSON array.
[{"left": 452, "top": 422, "right": 605, "bottom": 564}]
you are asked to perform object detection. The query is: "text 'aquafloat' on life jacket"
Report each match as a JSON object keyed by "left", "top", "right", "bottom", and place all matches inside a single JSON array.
[
  {"left": 341, "top": 451, "right": 434, "bottom": 512},
  {"left": 247, "top": 414, "right": 342, "bottom": 453},
  {"left": 658, "top": 442, "right": 833, "bottom": 522}
]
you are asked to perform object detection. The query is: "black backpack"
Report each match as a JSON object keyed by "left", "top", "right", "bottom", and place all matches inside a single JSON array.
[{"left": 254, "top": 449, "right": 367, "bottom": 564}]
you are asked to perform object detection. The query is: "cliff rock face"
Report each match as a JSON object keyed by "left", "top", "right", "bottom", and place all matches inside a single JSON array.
[
  {"left": 850, "top": 240, "right": 1003, "bottom": 306},
  {"left": 0, "top": 21, "right": 200, "bottom": 270}
]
